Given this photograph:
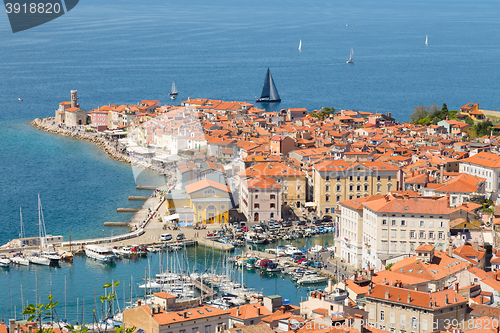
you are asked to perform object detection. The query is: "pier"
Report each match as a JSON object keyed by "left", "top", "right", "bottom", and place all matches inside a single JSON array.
[
  {"left": 193, "top": 280, "right": 216, "bottom": 301},
  {"left": 117, "top": 208, "right": 140, "bottom": 213},
  {"left": 128, "top": 196, "right": 149, "bottom": 201},
  {"left": 136, "top": 185, "right": 158, "bottom": 190}
]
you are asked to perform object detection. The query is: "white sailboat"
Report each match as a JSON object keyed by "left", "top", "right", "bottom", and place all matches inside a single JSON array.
[
  {"left": 28, "top": 195, "right": 61, "bottom": 265},
  {"left": 425, "top": 35, "right": 428, "bottom": 45},
  {"left": 169, "top": 81, "right": 178, "bottom": 100},
  {"left": 12, "top": 207, "right": 30, "bottom": 266},
  {"left": 346, "top": 47, "right": 354, "bottom": 64},
  {"left": 0, "top": 255, "right": 10, "bottom": 267},
  {"left": 298, "top": 39, "right": 302, "bottom": 51}
]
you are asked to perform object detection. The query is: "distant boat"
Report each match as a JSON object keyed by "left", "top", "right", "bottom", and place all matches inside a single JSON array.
[
  {"left": 346, "top": 47, "right": 354, "bottom": 64},
  {"left": 425, "top": 35, "right": 428, "bottom": 45},
  {"left": 255, "top": 68, "right": 281, "bottom": 103},
  {"left": 169, "top": 81, "right": 178, "bottom": 96},
  {"left": 298, "top": 39, "right": 302, "bottom": 51},
  {"left": 18, "top": 98, "right": 23, "bottom": 101}
]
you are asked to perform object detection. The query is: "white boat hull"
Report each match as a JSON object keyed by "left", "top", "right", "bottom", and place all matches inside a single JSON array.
[{"left": 29, "top": 256, "right": 51, "bottom": 266}]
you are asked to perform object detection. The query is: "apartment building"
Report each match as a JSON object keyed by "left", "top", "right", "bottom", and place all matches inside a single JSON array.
[
  {"left": 338, "top": 195, "right": 384, "bottom": 269},
  {"left": 362, "top": 194, "right": 453, "bottom": 270},
  {"left": 312, "top": 160, "right": 398, "bottom": 216},
  {"left": 365, "top": 284, "right": 468, "bottom": 333},
  {"left": 459, "top": 152, "right": 500, "bottom": 199},
  {"left": 240, "top": 176, "right": 282, "bottom": 222},
  {"left": 238, "top": 162, "right": 306, "bottom": 208}
]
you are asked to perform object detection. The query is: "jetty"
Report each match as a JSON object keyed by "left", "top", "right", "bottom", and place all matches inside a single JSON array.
[{"left": 193, "top": 280, "right": 216, "bottom": 301}]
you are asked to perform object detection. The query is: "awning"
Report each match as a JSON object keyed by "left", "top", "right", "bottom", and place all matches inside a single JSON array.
[
  {"left": 305, "top": 202, "right": 317, "bottom": 207},
  {"left": 164, "top": 214, "right": 180, "bottom": 221}
]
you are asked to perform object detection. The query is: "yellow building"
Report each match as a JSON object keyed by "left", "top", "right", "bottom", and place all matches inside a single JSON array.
[
  {"left": 313, "top": 160, "right": 399, "bottom": 215},
  {"left": 185, "top": 179, "right": 231, "bottom": 224}
]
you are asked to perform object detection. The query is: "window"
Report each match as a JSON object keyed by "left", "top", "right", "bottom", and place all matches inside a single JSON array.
[
  {"left": 284, "top": 186, "right": 288, "bottom": 191},
  {"left": 401, "top": 220, "right": 406, "bottom": 226},
  {"left": 400, "top": 314, "right": 406, "bottom": 325},
  {"left": 255, "top": 194, "right": 259, "bottom": 199},
  {"left": 429, "top": 231, "right": 434, "bottom": 239},
  {"left": 254, "top": 203, "right": 259, "bottom": 209},
  {"left": 336, "top": 184, "right": 341, "bottom": 191},
  {"left": 419, "top": 221, "right": 425, "bottom": 227},
  {"left": 270, "top": 203, "right": 275, "bottom": 209},
  {"left": 380, "top": 311, "right": 385, "bottom": 321},
  {"left": 387, "top": 184, "right": 392, "bottom": 191},
  {"left": 377, "top": 176, "right": 381, "bottom": 181},
  {"left": 357, "top": 176, "right": 361, "bottom": 181},
  {"left": 410, "top": 231, "right": 416, "bottom": 239},
  {"left": 325, "top": 195, "right": 330, "bottom": 202},
  {"left": 392, "top": 219, "right": 397, "bottom": 226},
  {"left": 388, "top": 176, "right": 392, "bottom": 181},
  {"left": 336, "top": 195, "right": 341, "bottom": 202},
  {"left": 205, "top": 326, "right": 211, "bottom": 333},
  {"left": 369, "top": 308, "right": 375, "bottom": 320},
  {"left": 192, "top": 328, "right": 198, "bottom": 333},
  {"left": 270, "top": 194, "right": 275, "bottom": 200},
  {"left": 390, "top": 312, "right": 395, "bottom": 323},
  {"left": 419, "top": 231, "right": 425, "bottom": 239},
  {"left": 349, "top": 194, "right": 353, "bottom": 200},
  {"left": 297, "top": 186, "right": 301, "bottom": 191},
  {"left": 401, "top": 230, "right": 406, "bottom": 238},
  {"left": 400, "top": 242, "right": 406, "bottom": 251},
  {"left": 411, "top": 317, "right": 417, "bottom": 329},
  {"left": 410, "top": 243, "right": 415, "bottom": 251},
  {"left": 439, "top": 221, "right": 444, "bottom": 228},
  {"left": 337, "top": 176, "right": 341, "bottom": 181},
  {"left": 429, "top": 221, "right": 434, "bottom": 228},
  {"left": 357, "top": 184, "right": 361, "bottom": 191},
  {"left": 410, "top": 220, "right": 415, "bottom": 227},
  {"left": 382, "top": 229, "right": 387, "bottom": 237},
  {"left": 349, "top": 184, "right": 353, "bottom": 191},
  {"left": 365, "top": 176, "right": 368, "bottom": 181},
  {"left": 391, "top": 242, "right": 396, "bottom": 251},
  {"left": 270, "top": 213, "right": 274, "bottom": 218},
  {"left": 326, "top": 176, "right": 330, "bottom": 181},
  {"left": 391, "top": 230, "right": 396, "bottom": 238},
  {"left": 377, "top": 184, "right": 382, "bottom": 192},
  {"left": 326, "top": 185, "right": 330, "bottom": 192},
  {"left": 439, "top": 232, "right": 444, "bottom": 239},
  {"left": 364, "top": 184, "right": 369, "bottom": 191},
  {"left": 382, "top": 219, "right": 387, "bottom": 226},
  {"left": 325, "top": 208, "right": 330, "bottom": 213}
]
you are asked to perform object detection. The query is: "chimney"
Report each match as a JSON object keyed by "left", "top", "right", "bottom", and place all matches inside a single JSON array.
[
  {"left": 328, "top": 279, "right": 332, "bottom": 291},
  {"left": 184, "top": 311, "right": 188, "bottom": 318},
  {"left": 455, "top": 282, "right": 459, "bottom": 292},
  {"left": 385, "top": 288, "right": 390, "bottom": 299},
  {"left": 257, "top": 306, "right": 261, "bottom": 316},
  {"left": 407, "top": 292, "right": 411, "bottom": 303},
  {"left": 429, "top": 298, "right": 432, "bottom": 307},
  {"left": 281, "top": 305, "right": 286, "bottom": 313},
  {"left": 445, "top": 294, "right": 449, "bottom": 305},
  {"left": 137, "top": 299, "right": 142, "bottom": 306},
  {"left": 449, "top": 240, "right": 453, "bottom": 257},
  {"left": 397, "top": 295, "right": 401, "bottom": 302},
  {"left": 236, "top": 307, "right": 240, "bottom": 316},
  {"left": 473, "top": 241, "right": 479, "bottom": 251},
  {"left": 454, "top": 295, "right": 457, "bottom": 303},
  {"left": 9, "top": 319, "right": 15, "bottom": 333},
  {"left": 434, "top": 297, "right": 437, "bottom": 307},
  {"left": 383, "top": 277, "right": 387, "bottom": 285}
]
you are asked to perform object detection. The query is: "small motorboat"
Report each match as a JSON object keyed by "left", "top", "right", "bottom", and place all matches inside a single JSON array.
[
  {"left": 18, "top": 98, "right": 23, "bottom": 101},
  {"left": 0, "top": 255, "right": 11, "bottom": 267}
]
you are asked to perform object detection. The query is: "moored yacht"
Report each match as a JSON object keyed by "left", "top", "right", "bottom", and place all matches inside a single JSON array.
[{"left": 85, "top": 245, "right": 116, "bottom": 262}]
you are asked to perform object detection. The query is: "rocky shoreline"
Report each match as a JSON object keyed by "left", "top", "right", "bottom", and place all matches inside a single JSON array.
[{"left": 30, "top": 117, "right": 171, "bottom": 176}]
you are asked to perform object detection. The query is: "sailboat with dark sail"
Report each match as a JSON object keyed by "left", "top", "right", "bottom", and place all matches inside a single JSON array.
[{"left": 256, "top": 68, "right": 281, "bottom": 103}]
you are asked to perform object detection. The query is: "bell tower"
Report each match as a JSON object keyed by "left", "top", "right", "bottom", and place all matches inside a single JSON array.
[{"left": 71, "top": 90, "right": 79, "bottom": 108}]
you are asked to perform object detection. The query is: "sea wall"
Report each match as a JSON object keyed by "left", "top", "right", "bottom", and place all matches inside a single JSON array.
[{"left": 30, "top": 117, "right": 167, "bottom": 174}]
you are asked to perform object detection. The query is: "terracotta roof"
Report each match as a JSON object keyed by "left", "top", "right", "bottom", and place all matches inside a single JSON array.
[
  {"left": 184, "top": 179, "right": 231, "bottom": 194},
  {"left": 461, "top": 152, "right": 500, "bottom": 169},
  {"left": 367, "top": 284, "right": 466, "bottom": 309},
  {"left": 229, "top": 303, "right": 271, "bottom": 320}
]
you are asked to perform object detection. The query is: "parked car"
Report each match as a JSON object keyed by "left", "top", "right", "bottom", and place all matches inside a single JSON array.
[
  {"left": 176, "top": 233, "right": 185, "bottom": 241},
  {"left": 312, "top": 220, "right": 323, "bottom": 225},
  {"left": 282, "top": 221, "right": 293, "bottom": 227},
  {"left": 297, "top": 220, "right": 307, "bottom": 226},
  {"left": 236, "top": 227, "right": 243, "bottom": 232},
  {"left": 242, "top": 226, "right": 248, "bottom": 232},
  {"left": 322, "top": 215, "right": 333, "bottom": 222},
  {"left": 273, "top": 222, "right": 281, "bottom": 229},
  {"left": 160, "top": 233, "right": 172, "bottom": 241}
]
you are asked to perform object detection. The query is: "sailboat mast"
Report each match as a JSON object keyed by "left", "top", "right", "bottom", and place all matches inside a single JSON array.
[{"left": 38, "top": 195, "right": 42, "bottom": 252}]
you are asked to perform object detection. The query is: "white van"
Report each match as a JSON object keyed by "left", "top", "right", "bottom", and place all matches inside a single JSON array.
[{"left": 160, "top": 233, "right": 172, "bottom": 241}]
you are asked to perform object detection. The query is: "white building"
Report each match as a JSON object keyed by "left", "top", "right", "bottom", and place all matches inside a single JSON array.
[
  {"left": 239, "top": 176, "right": 281, "bottom": 222},
  {"left": 361, "top": 194, "right": 453, "bottom": 270},
  {"left": 460, "top": 152, "right": 500, "bottom": 199}
]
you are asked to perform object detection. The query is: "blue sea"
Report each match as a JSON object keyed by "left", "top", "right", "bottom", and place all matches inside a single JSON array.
[{"left": 1, "top": 0, "right": 500, "bottom": 322}]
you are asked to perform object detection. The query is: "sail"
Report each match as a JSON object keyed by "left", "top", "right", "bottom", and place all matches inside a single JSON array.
[
  {"left": 171, "top": 81, "right": 177, "bottom": 94},
  {"left": 350, "top": 47, "right": 354, "bottom": 61},
  {"left": 260, "top": 68, "right": 271, "bottom": 99},
  {"left": 298, "top": 40, "right": 301, "bottom": 51},
  {"left": 269, "top": 71, "right": 280, "bottom": 101}
]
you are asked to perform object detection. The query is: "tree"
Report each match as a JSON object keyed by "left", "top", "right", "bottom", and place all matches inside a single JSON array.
[
  {"left": 442, "top": 103, "right": 448, "bottom": 112},
  {"left": 410, "top": 105, "right": 430, "bottom": 123},
  {"left": 385, "top": 263, "right": 394, "bottom": 270},
  {"left": 22, "top": 281, "right": 135, "bottom": 333},
  {"left": 465, "top": 117, "right": 474, "bottom": 125},
  {"left": 311, "top": 107, "right": 336, "bottom": 121}
]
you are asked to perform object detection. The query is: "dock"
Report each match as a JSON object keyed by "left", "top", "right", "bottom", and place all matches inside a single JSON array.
[
  {"left": 193, "top": 280, "right": 216, "bottom": 301},
  {"left": 117, "top": 208, "right": 139, "bottom": 213},
  {"left": 128, "top": 196, "right": 149, "bottom": 201},
  {"left": 197, "top": 238, "right": 234, "bottom": 251},
  {"left": 104, "top": 222, "right": 130, "bottom": 227},
  {"left": 136, "top": 185, "right": 158, "bottom": 190}
]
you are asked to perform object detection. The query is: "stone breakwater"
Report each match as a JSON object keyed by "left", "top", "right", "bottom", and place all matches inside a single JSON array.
[{"left": 30, "top": 117, "right": 170, "bottom": 176}]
